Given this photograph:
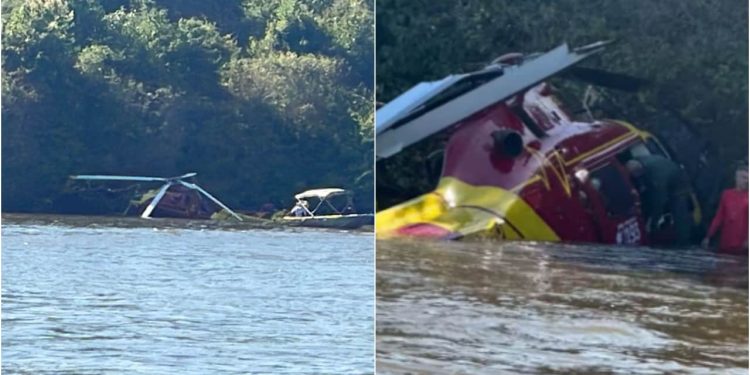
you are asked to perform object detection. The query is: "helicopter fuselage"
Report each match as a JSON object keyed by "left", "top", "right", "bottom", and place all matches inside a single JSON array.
[{"left": 376, "top": 83, "right": 700, "bottom": 246}]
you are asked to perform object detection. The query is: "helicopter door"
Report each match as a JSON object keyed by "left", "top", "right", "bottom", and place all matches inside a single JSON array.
[{"left": 582, "top": 162, "right": 646, "bottom": 245}]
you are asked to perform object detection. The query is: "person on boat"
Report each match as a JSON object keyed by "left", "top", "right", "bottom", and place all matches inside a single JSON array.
[
  {"left": 702, "top": 164, "right": 748, "bottom": 254},
  {"left": 625, "top": 155, "right": 692, "bottom": 245},
  {"left": 342, "top": 196, "right": 356, "bottom": 215},
  {"left": 290, "top": 201, "right": 309, "bottom": 217}
]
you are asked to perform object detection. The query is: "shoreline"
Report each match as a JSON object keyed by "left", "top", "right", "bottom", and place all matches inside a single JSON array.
[{"left": 1, "top": 213, "right": 374, "bottom": 234}]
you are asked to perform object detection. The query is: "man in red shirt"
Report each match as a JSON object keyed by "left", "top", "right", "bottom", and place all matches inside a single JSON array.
[{"left": 702, "top": 165, "right": 748, "bottom": 254}]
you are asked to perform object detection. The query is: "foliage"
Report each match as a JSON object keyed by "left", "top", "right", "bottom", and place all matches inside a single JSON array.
[{"left": 2, "top": 0, "right": 374, "bottom": 213}]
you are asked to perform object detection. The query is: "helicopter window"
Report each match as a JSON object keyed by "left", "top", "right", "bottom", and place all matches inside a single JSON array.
[{"left": 589, "top": 164, "right": 635, "bottom": 217}]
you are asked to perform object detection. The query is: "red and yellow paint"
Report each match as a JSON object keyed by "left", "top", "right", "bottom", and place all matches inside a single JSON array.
[{"left": 377, "top": 85, "right": 701, "bottom": 244}]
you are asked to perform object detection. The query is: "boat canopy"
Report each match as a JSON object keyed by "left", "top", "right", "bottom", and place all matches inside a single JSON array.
[
  {"left": 294, "top": 188, "right": 350, "bottom": 200},
  {"left": 291, "top": 188, "right": 355, "bottom": 217}
]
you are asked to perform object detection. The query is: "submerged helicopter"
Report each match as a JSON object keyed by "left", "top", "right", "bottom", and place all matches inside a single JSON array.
[
  {"left": 68, "top": 172, "right": 243, "bottom": 221},
  {"left": 376, "top": 41, "right": 704, "bottom": 246}
]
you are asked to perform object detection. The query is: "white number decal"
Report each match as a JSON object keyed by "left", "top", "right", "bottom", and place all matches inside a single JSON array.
[{"left": 615, "top": 217, "right": 641, "bottom": 245}]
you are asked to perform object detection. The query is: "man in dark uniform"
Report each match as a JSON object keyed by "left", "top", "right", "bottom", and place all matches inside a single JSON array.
[{"left": 625, "top": 154, "right": 692, "bottom": 246}]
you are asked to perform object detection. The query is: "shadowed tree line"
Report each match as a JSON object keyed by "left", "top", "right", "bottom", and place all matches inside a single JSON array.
[
  {"left": 376, "top": 0, "right": 748, "bottom": 213},
  {"left": 2, "top": 0, "right": 373, "bottom": 214}
]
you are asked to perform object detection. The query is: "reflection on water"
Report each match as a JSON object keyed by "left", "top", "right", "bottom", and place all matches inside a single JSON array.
[
  {"left": 3, "top": 214, "right": 373, "bottom": 374},
  {"left": 377, "top": 239, "right": 748, "bottom": 374}
]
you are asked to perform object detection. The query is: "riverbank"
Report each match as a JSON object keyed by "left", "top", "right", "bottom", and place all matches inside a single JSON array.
[{"left": 1, "top": 213, "right": 373, "bottom": 234}]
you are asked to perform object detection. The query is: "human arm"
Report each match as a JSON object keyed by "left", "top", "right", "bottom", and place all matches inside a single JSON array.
[{"left": 703, "top": 191, "right": 727, "bottom": 246}]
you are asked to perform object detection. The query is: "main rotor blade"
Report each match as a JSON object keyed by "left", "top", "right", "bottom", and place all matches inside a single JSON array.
[
  {"left": 71, "top": 175, "right": 167, "bottom": 182},
  {"left": 376, "top": 41, "right": 609, "bottom": 159},
  {"left": 140, "top": 183, "right": 172, "bottom": 219},
  {"left": 172, "top": 172, "right": 197, "bottom": 180},
  {"left": 178, "top": 181, "right": 243, "bottom": 221},
  {"left": 564, "top": 66, "right": 647, "bottom": 92}
]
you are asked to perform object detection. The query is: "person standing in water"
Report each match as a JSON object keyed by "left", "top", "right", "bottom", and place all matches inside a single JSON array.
[
  {"left": 702, "top": 164, "right": 749, "bottom": 254},
  {"left": 625, "top": 155, "right": 693, "bottom": 246}
]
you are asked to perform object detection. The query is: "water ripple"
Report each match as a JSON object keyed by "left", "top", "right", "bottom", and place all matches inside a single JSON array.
[
  {"left": 377, "top": 239, "right": 748, "bottom": 374},
  {"left": 3, "top": 215, "right": 374, "bottom": 374}
]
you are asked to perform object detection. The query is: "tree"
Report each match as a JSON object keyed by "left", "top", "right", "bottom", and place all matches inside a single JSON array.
[{"left": 2, "top": 0, "right": 374, "bottom": 214}]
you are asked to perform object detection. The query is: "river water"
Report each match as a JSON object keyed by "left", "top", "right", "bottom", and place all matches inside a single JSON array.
[
  {"left": 377, "top": 239, "right": 748, "bottom": 374},
  {"left": 2, "top": 214, "right": 374, "bottom": 374}
]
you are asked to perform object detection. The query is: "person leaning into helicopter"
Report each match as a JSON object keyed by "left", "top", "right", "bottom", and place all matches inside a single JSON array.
[
  {"left": 625, "top": 154, "right": 692, "bottom": 246},
  {"left": 701, "top": 164, "right": 748, "bottom": 254}
]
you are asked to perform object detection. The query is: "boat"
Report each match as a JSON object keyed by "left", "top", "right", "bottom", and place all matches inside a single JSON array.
[
  {"left": 376, "top": 41, "right": 704, "bottom": 246},
  {"left": 282, "top": 188, "right": 373, "bottom": 229}
]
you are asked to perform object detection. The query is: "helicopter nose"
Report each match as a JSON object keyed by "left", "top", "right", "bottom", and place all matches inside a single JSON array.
[
  {"left": 376, "top": 177, "right": 559, "bottom": 241},
  {"left": 376, "top": 190, "right": 509, "bottom": 240}
]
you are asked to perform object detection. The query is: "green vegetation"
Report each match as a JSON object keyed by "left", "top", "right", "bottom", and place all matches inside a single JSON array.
[
  {"left": 2, "top": 0, "right": 373, "bottom": 213},
  {"left": 376, "top": 0, "right": 748, "bottom": 208}
]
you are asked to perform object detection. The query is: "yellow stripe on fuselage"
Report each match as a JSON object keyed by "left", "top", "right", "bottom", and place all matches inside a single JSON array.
[{"left": 564, "top": 131, "right": 638, "bottom": 166}]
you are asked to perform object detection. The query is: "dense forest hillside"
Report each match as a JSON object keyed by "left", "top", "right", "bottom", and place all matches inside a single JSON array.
[
  {"left": 2, "top": 0, "right": 373, "bottom": 214},
  {"left": 376, "top": 0, "right": 748, "bottom": 211}
]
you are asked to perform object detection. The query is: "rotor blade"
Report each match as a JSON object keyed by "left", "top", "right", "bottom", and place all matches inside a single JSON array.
[
  {"left": 178, "top": 181, "right": 243, "bottom": 221},
  {"left": 172, "top": 172, "right": 197, "bottom": 180},
  {"left": 140, "top": 183, "right": 172, "bottom": 219},
  {"left": 564, "top": 66, "right": 648, "bottom": 92},
  {"left": 71, "top": 175, "right": 167, "bottom": 182},
  {"left": 376, "top": 42, "right": 609, "bottom": 159}
]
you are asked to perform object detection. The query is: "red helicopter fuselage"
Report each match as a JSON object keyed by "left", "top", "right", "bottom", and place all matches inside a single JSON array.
[{"left": 377, "top": 82, "right": 699, "bottom": 245}]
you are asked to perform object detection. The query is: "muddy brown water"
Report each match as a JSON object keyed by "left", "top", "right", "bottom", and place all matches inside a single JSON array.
[{"left": 377, "top": 239, "right": 747, "bottom": 374}]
